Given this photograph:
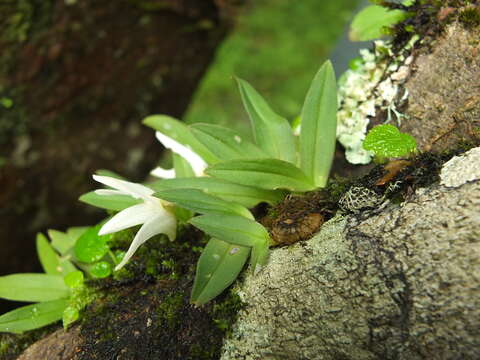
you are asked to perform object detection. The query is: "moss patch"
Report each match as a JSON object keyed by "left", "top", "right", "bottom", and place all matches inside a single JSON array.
[{"left": 76, "top": 227, "right": 245, "bottom": 359}]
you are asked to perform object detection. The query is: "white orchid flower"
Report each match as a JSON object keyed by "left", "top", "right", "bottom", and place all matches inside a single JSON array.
[
  {"left": 151, "top": 131, "right": 207, "bottom": 178},
  {"left": 93, "top": 175, "right": 177, "bottom": 270}
]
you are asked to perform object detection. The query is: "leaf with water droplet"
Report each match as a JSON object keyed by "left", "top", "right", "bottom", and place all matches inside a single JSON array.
[
  {"left": 0, "top": 299, "right": 67, "bottom": 333},
  {"left": 191, "top": 238, "right": 250, "bottom": 305},
  {"left": 89, "top": 261, "right": 112, "bottom": 279},
  {"left": 74, "top": 224, "right": 111, "bottom": 263}
]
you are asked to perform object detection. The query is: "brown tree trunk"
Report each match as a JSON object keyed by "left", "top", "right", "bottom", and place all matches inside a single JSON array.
[{"left": 0, "top": 0, "right": 242, "bottom": 277}]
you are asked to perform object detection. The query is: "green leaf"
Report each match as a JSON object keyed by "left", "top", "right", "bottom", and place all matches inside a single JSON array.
[
  {"left": 64, "top": 271, "right": 84, "bottom": 289},
  {"left": 190, "top": 123, "right": 268, "bottom": 161},
  {"left": 156, "top": 188, "right": 253, "bottom": 219},
  {"left": 363, "top": 124, "right": 417, "bottom": 158},
  {"left": 89, "top": 261, "right": 112, "bottom": 279},
  {"left": 149, "top": 177, "right": 285, "bottom": 207},
  {"left": 62, "top": 306, "right": 79, "bottom": 329},
  {"left": 95, "top": 169, "right": 126, "bottom": 180},
  {"left": 36, "top": 233, "right": 61, "bottom": 275},
  {"left": 0, "top": 299, "right": 67, "bottom": 334},
  {"left": 66, "top": 226, "right": 88, "bottom": 243},
  {"left": 48, "top": 229, "right": 75, "bottom": 255},
  {"left": 143, "top": 115, "right": 218, "bottom": 164},
  {"left": 206, "top": 159, "right": 315, "bottom": 192},
  {"left": 300, "top": 60, "right": 337, "bottom": 188},
  {"left": 349, "top": 5, "right": 410, "bottom": 41},
  {"left": 190, "top": 214, "right": 270, "bottom": 248},
  {"left": 191, "top": 238, "right": 250, "bottom": 305},
  {"left": 250, "top": 239, "right": 270, "bottom": 273},
  {"left": 0, "top": 274, "right": 69, "bottom": 302},
  {"left": 79, "top": 191, "right": 141, "bottom": 211},
  {"left": 74, "top": 224, "right": 111, "bottom": 263},
  {"left": 236, "top": 77, "right": 296, "bottom": 163},
  {"left": 173, "top": 153, "right": 195, "bottom": 178}
]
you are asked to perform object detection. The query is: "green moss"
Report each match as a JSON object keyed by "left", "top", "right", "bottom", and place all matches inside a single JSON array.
[
  {"left": 458, "top": 7, "right": 480, "bottom": 28},
  {"left": 211, "top": 291, "right": 245, "bottom": 337},
  {"left": 156, "top": 292, "right": 184, "bottom": 329}
]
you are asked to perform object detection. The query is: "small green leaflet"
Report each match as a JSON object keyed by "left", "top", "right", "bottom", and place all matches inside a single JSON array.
[
  {"left": 79, "top": 191, "right": 141, "bottom": 211},
  {"left": 191, "top": 238, "right": 250, "bottom": 306},
  {"left": 236, "top": 77, "right": 296, "bottom": 163},
  {"left": 155, "top": 188, "right": 254, "bottom": 220},
  {"left": 143, "top": 115, "right": 218, "bottom": 164},
  {"left": 190, "top": 214, "right": 270, "bottom": 249},
  {"left": 36, "top": 233, "right": 62, "bottom": 275},
  {"left": 149, "top": 177, "right": 285, "bottom": 207},
  {"left": 62, "top": 306, "right": 79, "bottom": 329},
  {"left": 73, "top": 224, "right": 111, "bottom": 263},
  {"left": 190, "top": 123, "right": 267, "bottom": 162},
  {"left": 363, "top": 124, "right": 417, "bottom": 158},
  {"left": 89, "top": 261, "right": 112, "bottom": 278},
  {"left": 0, "top": 299, "right": 67, "bottom": 334},
  {"left": 0, "top": 274, "right": 69, "bottom": 302},
  {"left": 349, "top": 5, "right": 410, "bottom": 41},
  {"left": 300, "top": 61, "right": 337, "bottom": 188},
  {"left": 64, "top": 271, "right": 84, "bottom": 289},
  {"left": 206, "top": 159, "right": 315, "bottom": 192}
]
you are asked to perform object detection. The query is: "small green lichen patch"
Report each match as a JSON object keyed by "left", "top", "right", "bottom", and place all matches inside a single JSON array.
[{"left": 458, "top": 7, "right": 480, "bottom": 28}]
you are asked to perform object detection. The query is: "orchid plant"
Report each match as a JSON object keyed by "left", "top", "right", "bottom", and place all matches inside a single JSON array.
[
  {"left": 0, "top": 60, "right": 337, "bottom": 333},
  {"left": 88, "top": 60, "right": 336, "bottom": 305}
]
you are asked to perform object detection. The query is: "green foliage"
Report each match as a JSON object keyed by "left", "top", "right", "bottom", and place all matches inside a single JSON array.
[
  {"left": 0, "top": 300, "right": 67, "bottom": 334},
  {"left": 0, "top": 223, "right": 121, "bottom": 333},
  {"left": 206, "top": 159, "right": 315, "bottom": 192},
  {"left": 300, "top": 61, "right": 337, "bottom": 187},
  {"left": 349, "top": 5, "right": 411, "bottom": 41},
  {"left": 363, "top": 124, "right": 417, "bottom": 160},
  {"left": 73, "top": 224, "right": 111, "bottom": 263},
  {"left": 191, "top": 238, "right": 250, "bottom": 305}
]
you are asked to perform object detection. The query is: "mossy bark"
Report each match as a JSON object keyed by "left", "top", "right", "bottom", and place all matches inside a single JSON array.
[{"left": 0, "top": 0, "right": 243, "bottom": 279}]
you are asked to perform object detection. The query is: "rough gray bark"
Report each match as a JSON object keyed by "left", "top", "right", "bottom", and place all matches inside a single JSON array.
[{"left": 221, "top": 150, "right": 480, "bottom": 360}]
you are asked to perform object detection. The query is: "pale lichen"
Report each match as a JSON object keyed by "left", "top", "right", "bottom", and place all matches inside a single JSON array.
[{"left": 337, "top": 36, "right": 419, "bottom": 164}]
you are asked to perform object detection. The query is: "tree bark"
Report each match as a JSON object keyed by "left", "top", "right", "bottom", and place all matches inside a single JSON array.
[{"left": 0, "top": 0, "right": 242, "bottom": 277}]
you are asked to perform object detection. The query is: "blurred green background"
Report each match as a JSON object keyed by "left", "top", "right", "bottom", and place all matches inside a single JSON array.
[{"left": 184, "top": 0, "right": 360, "bottom": 137}]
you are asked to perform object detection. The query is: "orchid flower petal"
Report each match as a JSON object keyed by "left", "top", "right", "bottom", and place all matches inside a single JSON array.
[
  {"left": 114, "top": 212, "right": 177, "bottom": 270},
  {"left": 155, "top": 131, "right": 207, "bottom": 177},
  {"left": 94, "top": 189, "right": 125, "bottom": 196},
  {"left": 93, "top": 175, "right": 154, "bottom": 200},
  {"left": 98, "top": 203, "right": 162, "bottom": 235},
  {"left": 150, "top": 166, "right": 176, "bottom": 179}
]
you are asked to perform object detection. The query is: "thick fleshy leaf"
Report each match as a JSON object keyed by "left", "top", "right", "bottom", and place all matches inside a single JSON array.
[
  {"left": 191, "top": 238, "right": 250, "bottom": 305},
  {"left": 206, "top": 159, "right": 315, "bottom": 192},
  {"left": 48, "top": 229, "right": 75, "bottom": 255},
  {"left": 250, "top": 238, "right": 270, "bottom": 274},
  {"left": 190, "top": 214, "right": 270, "bottom": 248},
  {"left": 349, "top": 5, "right": 410, "bottom": 41},
  {"left": 79, "top": 191, "right": 141, "bottom": 211},
  {"left": 74, "top": 224, "right": 111, "bottom": 263},
  {"left": 115, "top": 213, "right": 177, "bottom": 270},
  {"left": 0, "top": 299, "right": 67, "bottom": 334},
  {"left": 190, "top": 123, "right": 267, "bottom": 161},
  {"left": 173, "top": 153, "right": 195, "bottom": 178},
  {"left": 149, "top": 177, "right": 285, "bottom": 207},
  {"left": 0, "top": 274, "right": 69, "bottom": 302},
  {"left": 36, "top": 233, "right": 61, "bottom": 275},
  {"left": 236, "top": 78, "right": 296, "bottom": 163},
  {"left": 143, "top": 115, "right": 218, "bottom": 164},
  {"left": 300, "top": 61, "right": 337, "bottom": 188},
  {"left": 155, "top": 188, "right": 253, "bottom": 219}
]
